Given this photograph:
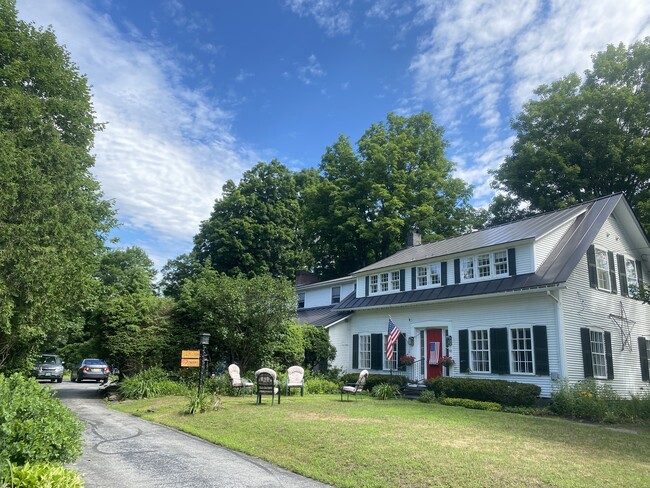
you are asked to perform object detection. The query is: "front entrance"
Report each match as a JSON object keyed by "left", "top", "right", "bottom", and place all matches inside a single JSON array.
[{"left": 426, "top": 328, "right": 443, "bottom": 379}]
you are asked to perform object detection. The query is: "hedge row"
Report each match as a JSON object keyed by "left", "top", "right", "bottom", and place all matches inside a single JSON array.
[
  {"left": 340, "top": 373, "right": 406, "bottom": 392},
  {"left": 440, "top": 397, "right": 502, "bottom": 412},
  {"left": 425, "top": 376, "right": 541, "bottom": 407}
]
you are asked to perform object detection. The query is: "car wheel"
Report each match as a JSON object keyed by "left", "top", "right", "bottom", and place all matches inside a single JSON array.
[
  {"left": 70, "top": 375, "right": 75, "bottom": 382},
  {"left": 75, "top": 376, "right": 81, "bottom": 383},
  {"left": 56, "top": 378, "right": 62, "bottom": 383}
]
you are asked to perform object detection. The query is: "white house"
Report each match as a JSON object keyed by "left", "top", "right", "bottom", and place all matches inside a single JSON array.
[{"left": 297, "top": 194, "right": 650, "bottom": 398}]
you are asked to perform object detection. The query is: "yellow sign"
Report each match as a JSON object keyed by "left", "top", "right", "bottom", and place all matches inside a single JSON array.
[
  {"left": 181, "top": 358, "right": 200, "bottom": 368},
  {"left": 181, "top": 350, "right": 200, "bottom": 359}
]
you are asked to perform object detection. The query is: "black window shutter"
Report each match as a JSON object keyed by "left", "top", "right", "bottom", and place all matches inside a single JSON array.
[
  {"left": 352, "top": 334, "right": 359, "bottom": 369},
  {"left": 533, "top": 326, "right": 549, "bottom": 376},
  {"left": 580, "top": 328, "right": 593, "bottom": 378},
  {"left": 441, "top": 261, "right": 447, "bottom": 286},
  {"left": 411, "top": 267, "right": 416, "bottom": 290},
  {"left": 637, "top": 261, "right": 645, "bottom": 295},
  {"left": 371, "top": 333, "right": 383, "bottom": 370},
  {"left": 398, "top": 334, "right": 406, "bottom": 361},
  {"left": 454, "top": 259, "right": 461, "bottom": 284},
  {"left": 490, "top": 328, "right": 510, "bottom": 374},
  {"left": 638, "top": 337, "right": 649, "bottom": 381},
  {"left": 617, "top": 254, "right": 628, "bottom": 297},
  {"left": 608, "top": 251, "right": 617, "bottom": 294},
  {"left": 400, "top": 269, "right": 405, "bottom": 292},
  {"left": 459, "top": 329, "right": 469, "bottom": 373},
  {"left": 508, "top": 248, "right": 517, "bottom": 276},
  {"left": 587, "top": 245, "right": 597, "bottom": 289},
  {"left": 605, "top": 331, "right": 614, "bottom": 379},
  {"left": 365, "top": 276, "right": 369, "bottom": 297}
]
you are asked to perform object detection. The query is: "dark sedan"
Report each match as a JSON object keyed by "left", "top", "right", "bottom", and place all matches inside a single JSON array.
[{"left": 71, "top": 358, "right": 110, "bottom": 383}]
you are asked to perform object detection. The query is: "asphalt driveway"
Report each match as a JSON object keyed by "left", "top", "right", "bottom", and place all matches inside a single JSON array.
[{"left": 51, "top": 382, "right": 329, "bottom": 488}]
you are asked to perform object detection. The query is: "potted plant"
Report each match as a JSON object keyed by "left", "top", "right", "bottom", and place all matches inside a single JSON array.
[
  {"left": 440, "top": 355, "right": 455, "bottom": 368},
  {"left": 399, "top": 354, "right": 415, "bottom": 366}
]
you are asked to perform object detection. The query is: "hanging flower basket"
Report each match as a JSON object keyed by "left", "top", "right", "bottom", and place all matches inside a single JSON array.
[
  {"left": 440, "top": 355, "right": 455, "bottom": 368},
  {"left": 399, "top": 354, "right": 415, "bottom": 366}
]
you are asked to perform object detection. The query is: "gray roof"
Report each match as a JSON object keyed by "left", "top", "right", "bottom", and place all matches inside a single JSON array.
[
  {"left": 336, "top": 194, "right": 625, "bottom": 310},
  {"left": 297, "top": 306, "right": 352, "bottom": 328},
  {"left": 355, "top": 202, "right": 593, "bottom": 274}
]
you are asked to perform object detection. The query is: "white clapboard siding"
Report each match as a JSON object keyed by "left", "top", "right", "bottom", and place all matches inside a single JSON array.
[{"left": 535, "top": 219, "right": 575, "bottom": 270}]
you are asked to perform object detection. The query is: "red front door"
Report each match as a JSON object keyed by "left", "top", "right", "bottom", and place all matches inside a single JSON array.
[{"left": 426, "top": 329, "right": 443, "bottom": 379}]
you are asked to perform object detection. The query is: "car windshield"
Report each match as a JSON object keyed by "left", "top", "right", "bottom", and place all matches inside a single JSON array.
[
  {"left": 83, "top": 359, "right": 106, "bottom": 366},
  {"left": 39, "top": 355, "right": 61, "bottom": 365}
]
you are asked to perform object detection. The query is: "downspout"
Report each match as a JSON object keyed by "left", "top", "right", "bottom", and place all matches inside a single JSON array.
[{"left": 548, "top": 290, "right": 567, "bottom": 380}]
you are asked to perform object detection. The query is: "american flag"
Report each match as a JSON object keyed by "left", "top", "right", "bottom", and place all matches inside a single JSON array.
[{"left": 385, "top": 318, "right": 401, "bottom": 361}]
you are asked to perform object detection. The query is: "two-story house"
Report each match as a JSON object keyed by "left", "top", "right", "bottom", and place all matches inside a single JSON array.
[{"left": 298, "top": 194, "right": 650, "bottom": 398}]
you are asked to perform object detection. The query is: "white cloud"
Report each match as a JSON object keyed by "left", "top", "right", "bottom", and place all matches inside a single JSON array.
[
  {"left": 284, "top": 0, "right": 353, "bottom": 36},
  {"left": 16, "top": 0, "right": 257, "bottom": 266},
  {"left": 297, "top": 54, "right": 326, "bottom": 84}
]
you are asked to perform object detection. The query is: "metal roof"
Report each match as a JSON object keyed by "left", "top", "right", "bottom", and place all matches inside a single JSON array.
[
  {"left": 336, "top": 194, "right": 625, "bottom": 310},
  {"left": 297, "top": 306, "right": 353, "bottom": 328}
]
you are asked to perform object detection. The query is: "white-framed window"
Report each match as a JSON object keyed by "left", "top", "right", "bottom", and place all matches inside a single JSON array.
[
  {"left": 470, "top": 329, "right": 490, "bottom": 372},
  {"left": 590, "top": 330, "right": 608, "bottom": 379},
  {"left": 595, "top": 247, "right": 611, "bottom": 291},
  {"left": 297, "top": 292, "right": 305, "bottom": 309},
  {"left": 461, "top": 251, "right": 509, "bottom": 282},
  {"left": 331, "top": 286, "right": 341, "bottom": 304},
  {"left": 368, "top": 270, "right": 401, "bottom": 295},
  {"left": 359, "top": 334, "right": 371, "bottom": 369},
  {"left": 369, "top": 275, "right": 378, "bottom": 294},
  {"left": 510, "top": 328, "right": 534, "bottom": 374},
  {"left": 416, "top": 263, "right": 441, "bottom": 288},
  {"left": 624, "top": 256, "right": 639, "bottom": 290},
  {"left": 383, "top": 335, "right": 398, "bottom": 370}
]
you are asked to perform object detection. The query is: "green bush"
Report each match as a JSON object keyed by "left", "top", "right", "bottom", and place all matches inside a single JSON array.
[
  {"left": 417, "top": 390, "right": 437, "bottom": 403},
  {"left": 304, "top": 377, "right": 339, "bottom": 394},
  {"left": 118, "top": 367, "right": 188, "bottom": 400},
  {"left": 185, "top": 390, "right": 221, "bottom": 415},
  {"left": 0, "top": 373, "right": 84, "bottom": 465},
  {"left": 340, "top": 373, "right": 406, "bottom": 392},
  {"left": 550, "top": 379, "right": 650, "bottom": 423},
  {"left": 440, "top": 397, "right": 502, "bottom": 411},
  {"left": 0, "top": 462, "right": 83, "bottom": 488},
  {"left": 371, "top": 383, "right": 401, "bottom": 400},
  {"left": 425, "top": 377, "right": 540, "bottom": 407}
]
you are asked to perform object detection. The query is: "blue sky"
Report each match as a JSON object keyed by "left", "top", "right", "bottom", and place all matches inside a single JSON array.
[{"left": 15, "top": 0, "right": 650, "bottom": 271}]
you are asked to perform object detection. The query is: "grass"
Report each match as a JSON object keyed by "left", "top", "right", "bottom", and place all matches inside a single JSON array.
[{"left": 112, "top": 394, "right": 650, "bottom": 487}]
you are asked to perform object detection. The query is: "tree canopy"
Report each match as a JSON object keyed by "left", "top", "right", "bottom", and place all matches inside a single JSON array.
[
  {"left": 491, "top": 39, "right": 650, "bottom": 229},
  {"left": 303, "top": 112, "right": 474, "bottom": 278},
  {"left": 0, "top": 0, "right": 115, "bottom": 370}
]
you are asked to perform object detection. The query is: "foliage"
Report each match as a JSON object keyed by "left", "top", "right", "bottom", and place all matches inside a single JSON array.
[
  {"left": 491, "top": 39, "right": 650, "bottom": 231},
  {"left": 118, "top": 367, "right": 188, "bottom": 400},
  {"left": 303, "top": 112, "right": 474, "bottom": 278},
  {"left": 439, "top": 355, "right": 455, "bottom": 367},
  {"left": 425, "top": 377, "right": 541, "bottom": 407},
  {"left": 301, "top": 325, "right": 336, "bottom": 370},
  {"left": 399, "top": 354, "right": 415, "bottom": 366},
  {"left": 340, "top": 373, "right": 406, "bottom": 392},
  {"left": 371, "top": 383, "right": 401, "bottom": 400},
  {"left": 417, "top": 390, "right": 437, "bottom": 403},
  {"left": 0, "top": 373, "right": 84, "bottom": 465},
  {"left": 173, "top": 268, "right": 296, "bottom": 372},
  {"left": 303, "top": 377, "right": 339, "bottom": 394},
  {"left": 440, "top": 397, "right": 502, "bottom": 412},
  {"left": 0, "top": 462, "right": 83, "bottom": 488},
  {"left": 550, "top": 379, "right": 650, "bottom": 423},
  {"left": 159, "top": 253, "right": 202, "bottom": 299},
  {"left": 193, "top": 160, "right": 309, "bottom": 280},
  {"left": 0, "top": 0, "right": 116, "bottom": 371},
  {"left": 185, "top": 390, "right": 222, "bottom": 415},
  {"left": 271, "top": 322, "right": 304, "bottom": 367}
]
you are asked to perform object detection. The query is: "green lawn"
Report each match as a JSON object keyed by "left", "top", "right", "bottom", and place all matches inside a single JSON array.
[{"left": 112, "top": 394, "right": 650, "bottom": 487}]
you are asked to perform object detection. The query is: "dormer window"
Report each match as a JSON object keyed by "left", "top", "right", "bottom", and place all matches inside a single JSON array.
[
  {"left": 417, "top": 263, "right": 441, "bottom": 288},
  {"left": 331, "top": 286, "right": 341, "bottom": 304},
  {"left": 461, "top": 251, "right": 509, "bottom": 283},
  {"left": 369, "top": 270, "right": 400, "bottom": 295},
  {"left": 297, "top": 292, "right": 305, "bottom": 309}
]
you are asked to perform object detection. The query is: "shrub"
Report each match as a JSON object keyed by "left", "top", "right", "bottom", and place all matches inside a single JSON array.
[
  {"left": 304, "top": 377, "right": 339, "bottom": 394},
  {"left": 0, "top": 462, "right": 83, "bottom": 488},
  {"left": 440, "top": 397, "right": 502, "bottom": 411},
  {"left": 417, "top": 390, "right": 437, "bottom": 403},
  {"left": 0, "top": 373, "right": 84, "bottom": 465},
  {"left": 118, "top": 367, "right": 188, "bottom": 400},
  {"left": 185, "top": 391, "right": 221, "bottom": 415},
  {"left": 425, "top": 377, "right": 540, "bottom": 407},
  {"left": 372, "top": 383, "right": 401, "bottom": 400},
  {"left": 340, "top": 373, "right": 406, "bottom": 392}
]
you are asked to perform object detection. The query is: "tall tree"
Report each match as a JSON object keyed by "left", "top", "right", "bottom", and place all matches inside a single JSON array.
[
  {"left": 303, "top": 112, "right": 474, "bottom": 278},
  {"left": 193, "top": 160, "right": 308, "bottom": 279},
  {"left": 491, "top": 39, "right": 650, "bottom": 229},
  {"left": 159, "top": 253, "right": 202, "bottom": 300},
  {"left": 0, "top": 0, "right": 115, "bottom": 370}
]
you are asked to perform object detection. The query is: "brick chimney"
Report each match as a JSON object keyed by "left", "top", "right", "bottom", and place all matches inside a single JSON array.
[
  {"left": 296, "top": 270, "right": 319, "bottom": 285},
  {"left": 407, "top": 231, "right": 422, "bottom": 247}
]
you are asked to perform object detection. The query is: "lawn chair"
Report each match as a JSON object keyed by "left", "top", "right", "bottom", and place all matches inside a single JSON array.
[
  {"left": 340, "top": 369, "right": 368, "bottom": 401},
  {"left": 286, "top": 365, "right": 304, "bottom": 396},
  {"left": 228, "top": 364, "right": 253, "bottom": 396},
  {"left": 255, "top": 368, "right": 280, "bottom": 405}
]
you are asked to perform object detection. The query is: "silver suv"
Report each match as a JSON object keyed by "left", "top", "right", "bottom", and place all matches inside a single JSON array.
[{"left": 33, "top": 354, "right": 64, "bottom": 383}]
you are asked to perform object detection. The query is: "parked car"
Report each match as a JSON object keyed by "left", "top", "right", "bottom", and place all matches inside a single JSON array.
[
  {"left": 33, "top": 354, "right": 64, "bottom": 383},
  {"left": 70, "top": 358, "right": 110, "bottom": 383}
]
